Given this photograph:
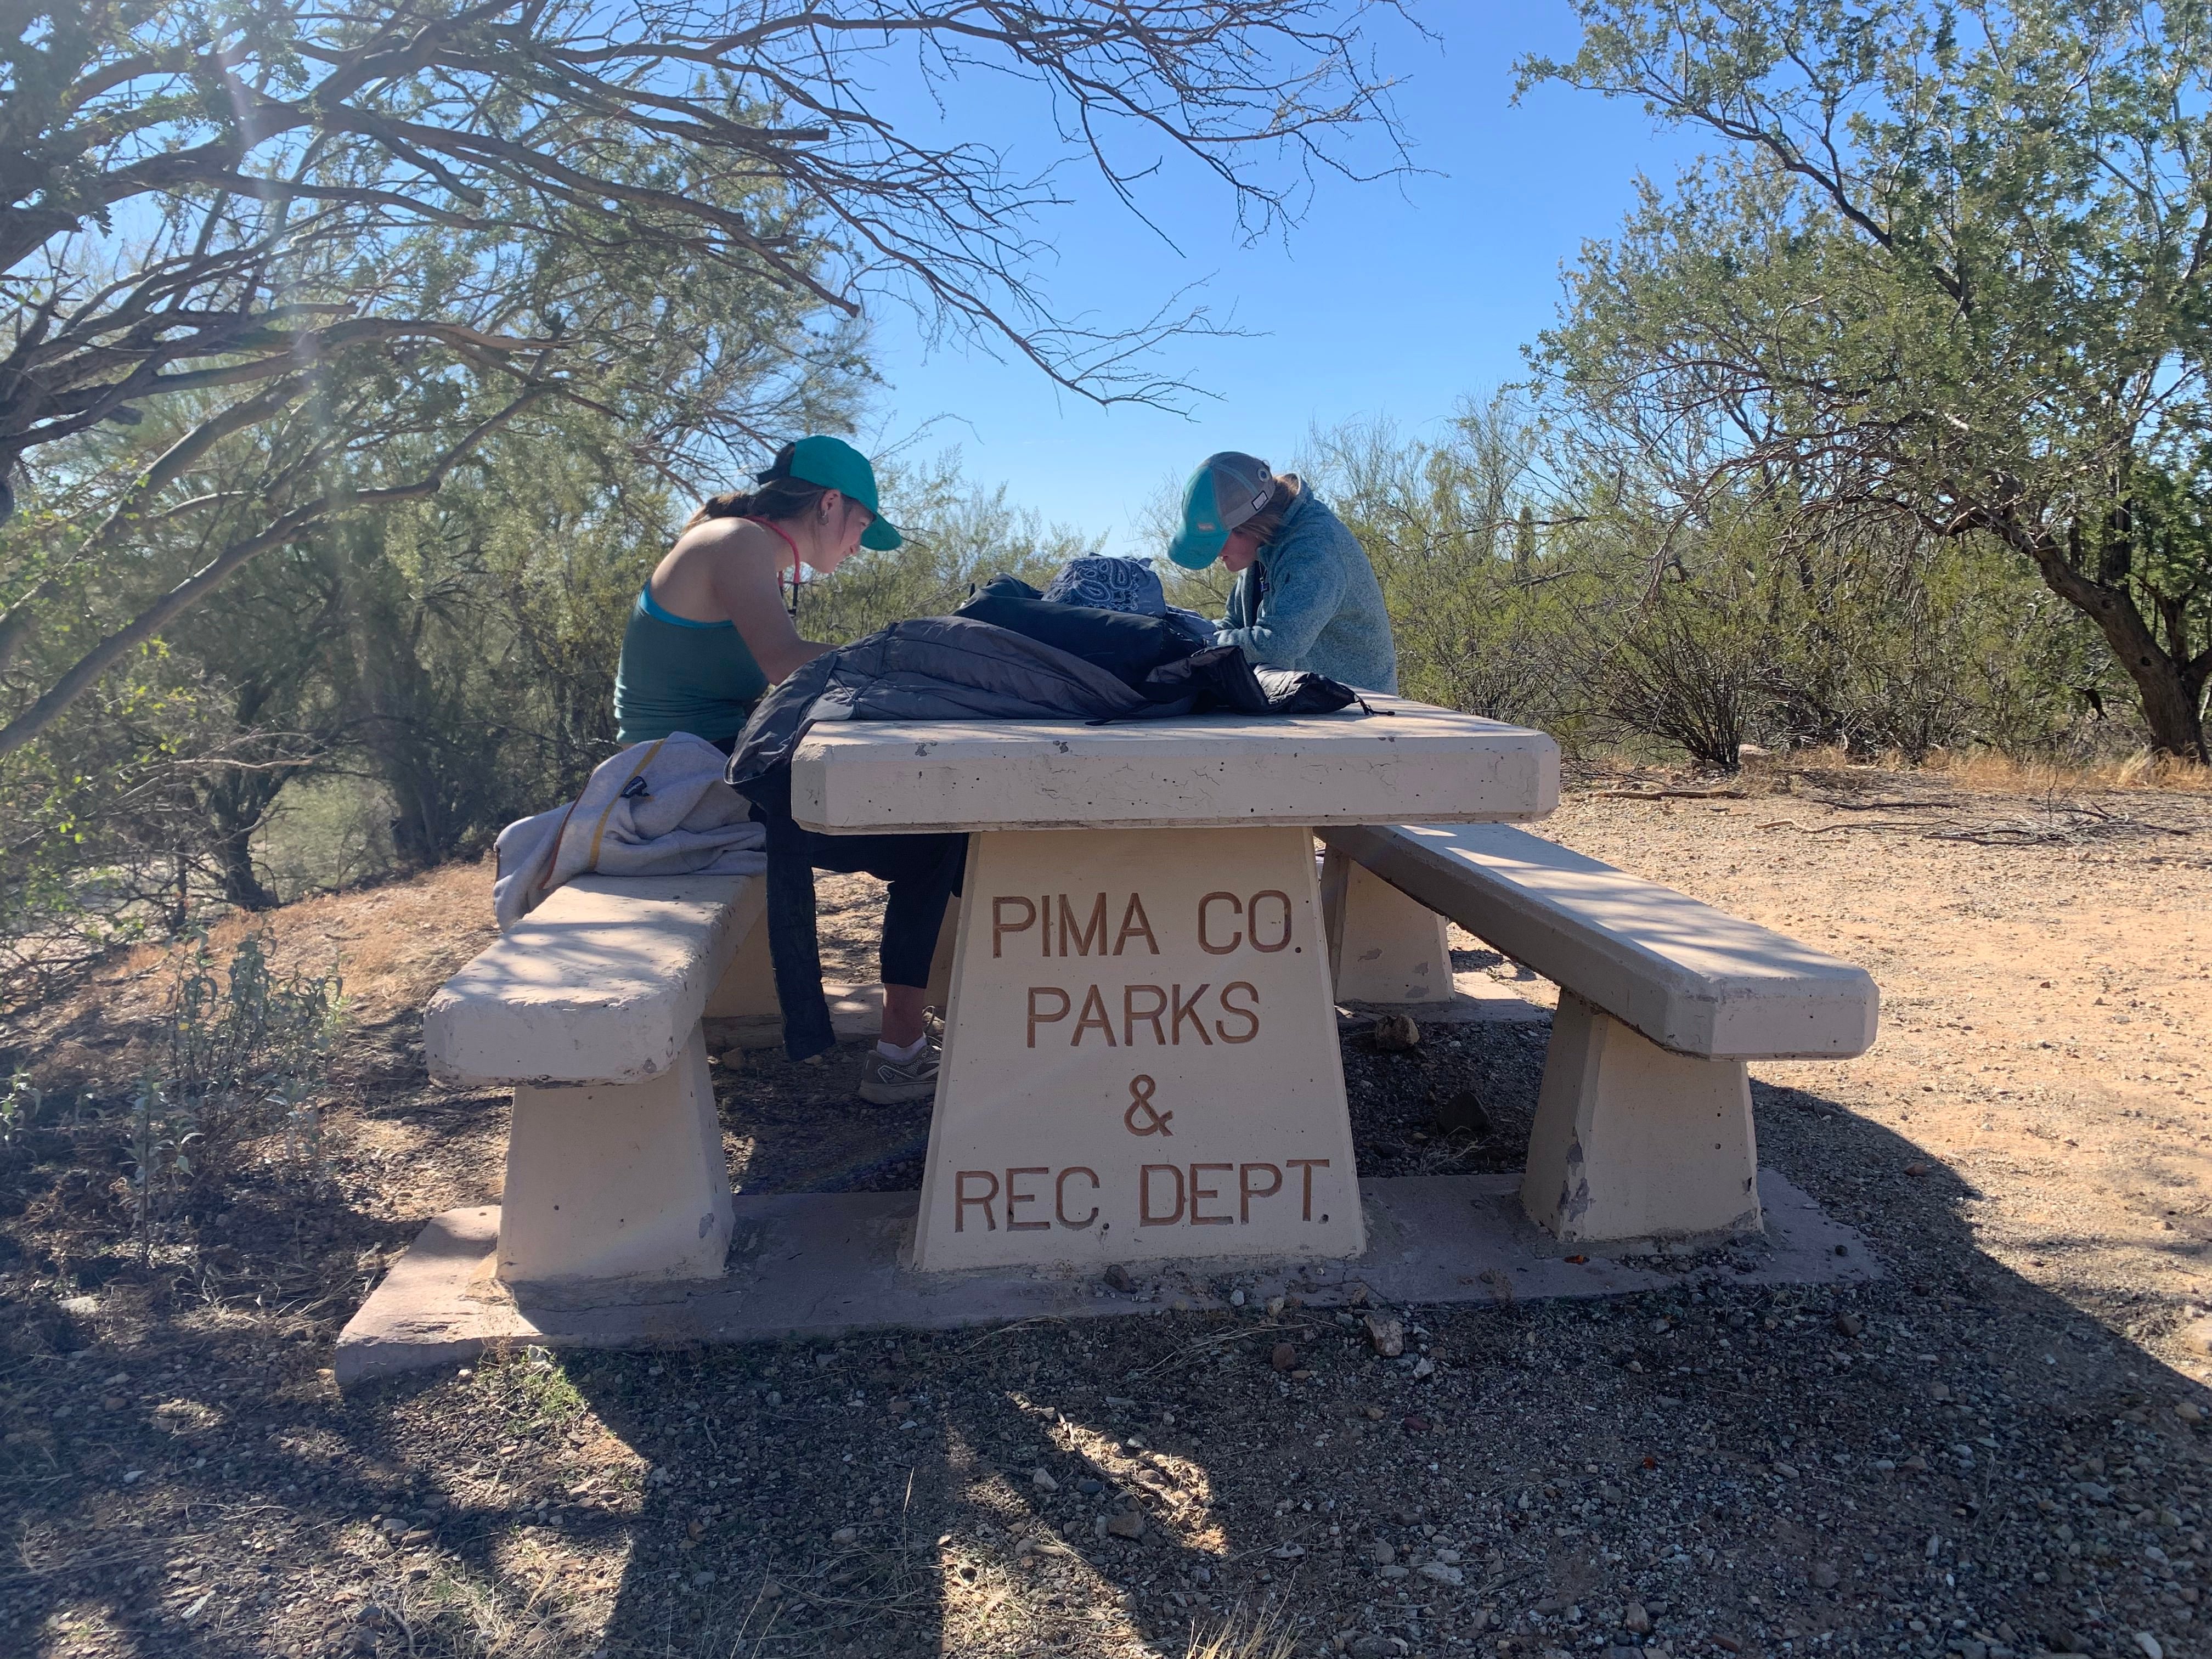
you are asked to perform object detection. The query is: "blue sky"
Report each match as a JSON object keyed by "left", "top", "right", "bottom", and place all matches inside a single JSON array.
[{"left": 857, "top": 8, "right": 1698, "bottom": 553}]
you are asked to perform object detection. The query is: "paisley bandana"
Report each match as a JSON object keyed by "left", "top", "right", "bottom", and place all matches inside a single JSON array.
[{"left": 1040, "top": 556, "right": 1168, "bottom": 617}]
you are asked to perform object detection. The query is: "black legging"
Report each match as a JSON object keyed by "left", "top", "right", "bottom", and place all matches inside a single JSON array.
[{"left": 745, "top": 770, "right": 966, "bottom": 1062}]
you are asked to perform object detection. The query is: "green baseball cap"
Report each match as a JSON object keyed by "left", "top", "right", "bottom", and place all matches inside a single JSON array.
[
  {"left": 784, "top": 435, "right": 902, "bottom": 550},
  {"left": 1167, "top": 451, "right": 1274, "bottom": 569}
]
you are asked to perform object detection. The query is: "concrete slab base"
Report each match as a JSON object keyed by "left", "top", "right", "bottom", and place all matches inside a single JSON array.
[
  {"left": 704, "top": 983, "right": 883, "bottom": 1056},
  {"left": 1338, "top": 972, "right": 1549, "bottom": 1029},
  {"left": 335, "top": 1168, "right": 1874, "bottom": 1383}
]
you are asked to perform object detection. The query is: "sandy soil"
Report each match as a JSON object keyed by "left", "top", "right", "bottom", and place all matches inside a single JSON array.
[
  {"left": 4, "top": 760, "right": 2212, "bottom": 1659},
  {"left": 1532, "top": 764, "right": 2212, "bottom": 1384}
]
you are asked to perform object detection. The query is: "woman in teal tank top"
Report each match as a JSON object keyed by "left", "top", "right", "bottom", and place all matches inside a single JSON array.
[
  {"left": 612, "top": 587, "right": 769, "bottom": 746},
  {"left": 614, "top": 436, "right": 901, "bottom": 746},
  {"left": 611, "top": 438, "right": 957, "bottom": 1103}
]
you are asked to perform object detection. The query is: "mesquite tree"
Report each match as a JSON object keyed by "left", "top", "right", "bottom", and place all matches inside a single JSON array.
[
  {"left": 0, "top": 0, "right": 1404, "bottom": 754},
  {"left": 1525, "top": 0, "right": 2212, "bottom": 759}
]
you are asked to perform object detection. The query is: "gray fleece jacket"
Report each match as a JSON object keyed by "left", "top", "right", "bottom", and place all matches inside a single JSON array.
[{"left": 1216, "top": 485, "right": 1398, "bottom": 693}]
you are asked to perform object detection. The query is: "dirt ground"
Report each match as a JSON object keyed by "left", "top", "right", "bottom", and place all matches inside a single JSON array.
[{"left": 5, "top": 759, "right": 2212, "bottom": 1659}]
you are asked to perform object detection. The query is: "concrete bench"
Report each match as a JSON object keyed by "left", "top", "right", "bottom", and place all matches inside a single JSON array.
[
  {"left": 423, "top": 868, "right": 964, "bottom": 1291},
  {"left": 422, "top": 873, "right": 776, "bottom": 1288},
  {"left": 1318, "top": 822, "right": 1878, "bottom": 1246}
]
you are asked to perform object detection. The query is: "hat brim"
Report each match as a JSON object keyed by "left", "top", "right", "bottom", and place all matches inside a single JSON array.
[
  {"left": 1167, "top": 524, "right": 1225, "bottom": 570},
  {"left": 860, "top": 517, "right": 902, "bottom": 551}
]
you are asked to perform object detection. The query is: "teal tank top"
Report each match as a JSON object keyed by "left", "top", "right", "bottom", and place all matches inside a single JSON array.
[{"left": 612, "top": 586, "right": 770, "bottom": 746}]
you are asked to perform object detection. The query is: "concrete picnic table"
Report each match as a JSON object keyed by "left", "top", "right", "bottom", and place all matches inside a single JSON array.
[
  {"left": 785, "top": 695, "right": 1559, "bottom": 1270},
  {"left": 340, "top": 693, "right": 1887, "bottom": 1382}
]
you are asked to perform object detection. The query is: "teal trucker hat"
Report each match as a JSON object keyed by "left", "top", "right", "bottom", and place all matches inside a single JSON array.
[
  {"left": 784, "top": 435, "right": 902, "bottom": 550},
  {"left": 1167, "top": 451, "right": 1274, "bottom": 569}
]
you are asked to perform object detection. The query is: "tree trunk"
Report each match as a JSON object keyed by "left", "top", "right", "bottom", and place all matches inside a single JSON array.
[
  {"left": 2002, "top": 518, "right": 2209, "bottom": 763},
  {"left": 199, "top": 770, "right": 286, "bottom": 911}
]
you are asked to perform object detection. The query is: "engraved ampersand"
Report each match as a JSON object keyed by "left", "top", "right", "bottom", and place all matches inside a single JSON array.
[{"left": 1122, "top": 1074, "right": 1173, "bottom": 1136}]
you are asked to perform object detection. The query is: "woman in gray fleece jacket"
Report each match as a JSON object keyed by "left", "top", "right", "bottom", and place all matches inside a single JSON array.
[{"left": 1167, "top": 451, "right": 1398, "bottom": 693}]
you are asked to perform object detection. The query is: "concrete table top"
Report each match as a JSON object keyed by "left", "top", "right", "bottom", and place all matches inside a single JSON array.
[{"left": 788, "top": 696, "right": 1559, "bottom": 834}]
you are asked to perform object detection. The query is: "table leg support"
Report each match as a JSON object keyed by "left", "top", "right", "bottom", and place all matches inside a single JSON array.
[
  {"left": 1320, "top": 850, "right": 1454, "bottom": 1004},
  {"left": 1520, "top": 991, "right": 1763, "bottom": 1244},
  {"left": 913, "top": 826, "right": 1363, "bottom": 1271},
  {"left": 496, "top": 1026, "right": 733, "bottom": 1287}
]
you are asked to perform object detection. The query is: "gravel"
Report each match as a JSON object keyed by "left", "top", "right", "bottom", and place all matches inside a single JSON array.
[{"left": 4, "top": 770, "right": 2211, "bottom": 1657}]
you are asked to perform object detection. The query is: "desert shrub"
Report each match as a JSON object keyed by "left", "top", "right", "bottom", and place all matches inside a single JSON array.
[{"left": 129, "top": 933, "right": 344, "bottom": 1255}]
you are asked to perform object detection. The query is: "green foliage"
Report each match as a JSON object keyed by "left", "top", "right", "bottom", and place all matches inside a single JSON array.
[
  {"left": 1305, "top": 401, "right": 1601, "bottom": 732},
  {"left": 475, "top": 1346, "right": 590, "bottom": 1432},
  {"left": 0, "top": 1071, "right": 41, "bottom": 1151},
  {"left": 132, "top": 932, "right": 345, "bottom": 1255},
  {"left": 1218, "top": 411, "right": 2118, "bottom": 770},
  {"left": 1523, "top": 0, "right": 2212, "bottom": 757},
  {"left": 795, "top": 454, "right": 1104, "bottom": 645}
]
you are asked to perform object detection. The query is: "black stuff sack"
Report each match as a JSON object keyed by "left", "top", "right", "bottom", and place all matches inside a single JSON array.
[{"left": 1135, "top": 644, "right": 1363, "bottom": 716}]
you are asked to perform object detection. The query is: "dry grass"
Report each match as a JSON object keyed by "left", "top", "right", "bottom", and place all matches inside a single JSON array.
[
  {"left": 1918, "top": 743, "right": 2212, "bottom": 794},
  {"left": 1183, "top": 1606, "right": 1298, "bottom": 1659},
  {"left": 1575, "top": 743, "right": 2212, "bottom": 799}
]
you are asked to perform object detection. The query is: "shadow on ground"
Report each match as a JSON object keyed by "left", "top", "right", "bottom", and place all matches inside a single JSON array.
[{"left": 3, "top": 1019, "right": 2206, "bottom": 1659}]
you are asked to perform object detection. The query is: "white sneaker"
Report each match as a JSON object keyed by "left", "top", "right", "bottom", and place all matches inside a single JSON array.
[{"left": 857, "top": 1040, "right": 941, "bottom": 1105}]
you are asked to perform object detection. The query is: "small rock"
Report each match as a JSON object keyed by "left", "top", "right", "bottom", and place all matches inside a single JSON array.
[
  {"left": 1902, "top": 1454, "right": 1929, "bottom": 1472},
  {"left": 1929, "top": 1382, "right": 1951, "bottom": 1402},
  {"left": 1833, "top": 1312, "right": 1864, "bottom": 1338},
  {"left": 1077, "top": 1478, "right": 1102, "bottom": 1494},
  {"left": 1402, "top": 1413, "right": 1431, "bottom": 1435},
  {"left": 1363, "top": 1405, "right": 1386, "bottom": 1421},
  {"left": 2134, "top": 1634, "right": 2164, "bottom": 1659},
  {"left": 1905, "top": 1161, "right": 1929, "bottom": 1177},
  {"left": 716, "top": 1048, "right": 746, "bottom": 1070},
  {"left": 1345, "top": 1281, "right": 1372, "bottom": 1307},
  {"left": 1369, "top": 1538, "right": 1396, "bottom": 1565},
  {"left": 1410, "top": 1357, "right": 1435, "bottom": 1379},
  {"left": 1229, "top": 1289, "right": 1246, "bottom": 1308},
  {"left": 1031, "top": 1468, "right": 1058, "bottom": 1493},
  {"left": 1809, "top": 1562, "right": 1839, "bottom": 1590},
  {"left": 1271, "top": 1343, "right": 1297, "bottom": 1373},
  {"left": 2175, "top": 1402, "right": 2205, "bottom": 1425},
  {"left": 1105, "top": 1508, "right": 1144, "bottom": 1541},
  {"left": 760, "top": 1581, "right": 782, "bottom": 1599},
  {"left": 1376, "top": 1563, "right": 1410, "bottom": 1580},
  {"left": 2078, "top": 1481, "right": 2114, "bottom": 1503},
  {"left": 691, "top": 1571, "right": 715, "bottom": 1588},
  {"left": 1624, "top": 1602, "right": 1654, "bottom": 1635},
  {"left": 1350, "top": 1638, "right": 1396, "bottom": 1659},
  {"left": 1364, "top": 1313, "right": 1406, "bottom": 1357},
  {"left": 1102, "top": 1265, "right": 1136, "bottom": 1294},
  {"left": 1419, "top": 1561, "right": 1464, "bottom": 1585},
  {"left": 831, "top": 1526, "right": 858, "bottom": 1544},
  {"left": 1372, "top": 1013, "right": 1420, "bottom": 1051}
]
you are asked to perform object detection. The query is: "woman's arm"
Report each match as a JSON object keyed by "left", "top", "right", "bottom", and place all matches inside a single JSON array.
[
  {"left": 690, "top": 521, "right": 836, "bottom": 682},
  {"left": 1212, "top": 528, "right": 1346, "bottom": 669}
]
